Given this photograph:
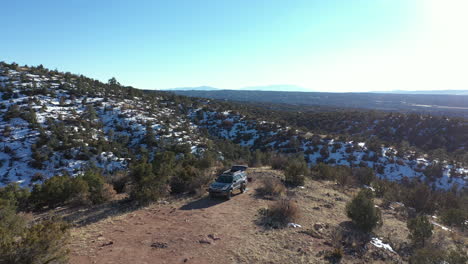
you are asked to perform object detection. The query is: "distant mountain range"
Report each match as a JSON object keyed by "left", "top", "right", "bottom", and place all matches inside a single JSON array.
[
  {"left": 371, "top": 90, "right": 468, "bottom": 95},
  {"left": 164, "top": 86, "right": 468, "bottom": 95},
  {"left": 163, "top": 84, "right": 311, "bottom": 92},
  {"left": 238, "top": 85, "right": 311, "bottom": 92},
  {"left": 163, "top": 86, "right": 220, "bottom": 91}
]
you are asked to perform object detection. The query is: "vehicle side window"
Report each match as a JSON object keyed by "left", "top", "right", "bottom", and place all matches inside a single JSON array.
[{"left": 234, "top": 175, "right": 240, "bottom": 181}]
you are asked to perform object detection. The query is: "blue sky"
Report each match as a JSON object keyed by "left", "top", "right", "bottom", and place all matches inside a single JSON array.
[{"left": 2, "top": 0, "right": 467, "bottom": 91}]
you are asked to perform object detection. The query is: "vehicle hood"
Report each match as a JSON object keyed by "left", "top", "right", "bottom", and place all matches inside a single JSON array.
[{"left": 210, "top": 182, "right": 231, "bottom": 190}]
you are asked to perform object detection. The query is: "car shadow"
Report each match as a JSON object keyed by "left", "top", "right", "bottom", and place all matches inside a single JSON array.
[
  {"left": 60, "top": 198, "right": 139, "bottom": 227},
  {"left": 180, "top": 190, "right": 246, "bottom": 210},
  {"left": 179, "top": 196, "right": 227, "bottom": 210}
]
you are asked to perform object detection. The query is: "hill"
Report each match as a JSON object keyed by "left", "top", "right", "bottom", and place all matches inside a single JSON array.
[{"left": 0, "top": 62, "right": 466, "bottom": 189}]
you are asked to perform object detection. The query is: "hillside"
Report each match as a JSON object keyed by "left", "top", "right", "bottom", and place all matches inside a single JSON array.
[
  {"left": 0, "top": 62, "right": 467, "bottom": 190},
  {"left": 0, "top": 63, "right": 205, "bottom": 186},
  {"left": 1, "top": 62, "right": 467, "bottom": 264}
]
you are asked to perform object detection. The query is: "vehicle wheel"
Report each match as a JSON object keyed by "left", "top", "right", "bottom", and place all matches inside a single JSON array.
[
  {"left": 240, "top": 184, "right": 246, "bottom": 193},
  {"left": 226, "top": 190, "right": 232, "bottom": 200}
]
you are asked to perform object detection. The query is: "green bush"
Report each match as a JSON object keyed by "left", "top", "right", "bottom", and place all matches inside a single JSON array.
[
  {"left": 130, "top": 162, "right": 168, "bottom": 204},
  {"left": 0, "top": 201, "right": 69, "bottom": 264},
  {"left": 79, "top": 170, "right": 115, "bottom": 204},
  {"left": 346, "top": 189, "right": 381, "bottom": 232},
  {"left": 284, "top": 158, "right": 308, "bottom": 186},
  {"left": 30, "top": 176, "right": 74, "bottom": 208},
  {"left": 0, "top": 183, "right": 30, "bottom": 211},
  {"left": 440, "top": 208, "right": 467, "bottom": 229},
  {"left": 407, "top": 215, "right": 433, "bottom": 248},
  {"left": 313, "top": 163, "right": 334, "bottom": 180},
  {"left": 403, "top": 183, "right": 436, "bottom": 214},
  {"left": 30, "top": 171, "right": 115, "bottom": 209},
  {"left": 270, "top": 154, "right": 289, "bottom": 171},
  {"left": 445, "top": 250, "right": 468, "bottom": 264},
  {"left": 170, "top": 165, "right": 207, "bottom": 194},
  {"left": 409, "top": 246, "right": 444, "bottom": 264},
  {"left": 351, "top": 167, "right": 375, "bottom": 186}
]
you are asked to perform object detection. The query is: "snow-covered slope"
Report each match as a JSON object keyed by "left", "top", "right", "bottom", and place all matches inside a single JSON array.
[
  {"left": 192, "top": 109, "right": 467, "bottom": 190},
  {"left": 0, "top": 64, "right": 204, "bottom": 186}
]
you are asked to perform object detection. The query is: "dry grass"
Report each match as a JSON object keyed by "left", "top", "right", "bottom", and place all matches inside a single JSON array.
[
  {"left": 260, "top": 198, "right": 300, "bottom": 228},
  {"left": 256, "top": 178, "right": 287, "bottom": 198}
]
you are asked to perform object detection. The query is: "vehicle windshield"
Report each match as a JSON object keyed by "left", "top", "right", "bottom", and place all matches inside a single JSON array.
[{"left": 216, "top": 175, "right": 233, "bottom": 183}]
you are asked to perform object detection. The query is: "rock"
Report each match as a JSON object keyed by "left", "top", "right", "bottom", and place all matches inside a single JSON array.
[
  {"left": 299, "top": 229, "right": 323, "bottom": 239},
  {"left": 151, "top": 242, "right": 168, "bottom": 249},
  {"left": 314, "top": 223, "right": 325, "bottom": 231},
  {"left": 97, "top": 236, "right": 106, "bottom": 241},
  {"left": 208, "top": 234, "right": 221, "bottom": 241},
  {"left": 312, "top": 206, "right": 320, "bottom": 210},
  {"left": 323, "top": 241, "right": 333, "bottom": 247},
  {"left": 101, "top": 241, "right": 113, "bottom": 247},
  {"left": 199, "top": 239, "right": 212, "bottom": 245}
]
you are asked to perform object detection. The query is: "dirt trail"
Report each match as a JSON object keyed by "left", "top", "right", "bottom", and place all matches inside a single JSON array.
[{"left": 70, "top": 171, "right": 271, "bottom": 264}]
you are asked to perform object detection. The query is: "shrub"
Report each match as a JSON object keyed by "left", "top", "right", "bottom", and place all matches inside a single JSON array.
[
  {"left": 170, "top": 165, "right": 207, "bottom": 194},
  {"left": 0, "top": 201, "right": 69, "bottom": 264},
  {"left": 79, "top": 170, "right": 116, "bottom": 204},
  {"left": 130, "top": 162, "right": 168, "bottom": 204},
  {"left": 106, "top": 171, "right": 130, "bottom": 193},
  {"left": 29, "top": 171, "right": 115, "bottom": 209},
  {"left": 403, "top": 183, "right": 436, "bottom": 214},
  {"left": 314, "top": 163, "right": 334, "bottom": 180},
  {"left": 260, "top": 198, "right": 299, "bottom": 228},
  {"left": 445, "top": 250, "right": 468, "bottom": 264},
  {"left": 0, "top": 183, "right": 30, "bottom": 211},
  {"left": 324, "top": 247, "right": 343, "bottom": 264},
  {"left": 407, "top": 215, "right": 433, "bottom": 248},
  {"left": 346, "top": 189, "right": 381, "bottom": 233},
  {"left": 440, "top": 208, "right": 467, "bottom": 230},
  {"left": 270, "top": 155, "right": 289, "bottom": 170},
  {"left": 334, "top": 166, "right": 355, "bottom": 187},
  {"left": 284, "top": 158, "right": 308, "bottom": 186},
  {"left": 409, "top": 246, "right": 444, "bottom": 264},
  {"left": 352, "top": 167, "right": 375, "bottom": 186},
  {"left": 30, "top": 176, "right": 74, "bottom": 209},
  {"left": 256, "top": 178, "right": 286, "bottom": 198}
]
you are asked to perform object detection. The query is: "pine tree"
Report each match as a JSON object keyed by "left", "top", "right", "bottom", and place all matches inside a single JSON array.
[
  {"left": 346, "top": 189, "right": 381, "bottom": 232},
  {"left": 407, "top": 215, "right": 433, "bottom": 248}
]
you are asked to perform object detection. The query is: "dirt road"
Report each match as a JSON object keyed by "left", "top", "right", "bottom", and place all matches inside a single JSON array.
[{"left": 70, "top": 171, "right": 272, "bottom": 264}]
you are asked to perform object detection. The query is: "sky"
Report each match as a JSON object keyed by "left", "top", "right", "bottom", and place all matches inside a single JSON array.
[{"left": 2, "top": 0, "right": 467, "bottom": 92}]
